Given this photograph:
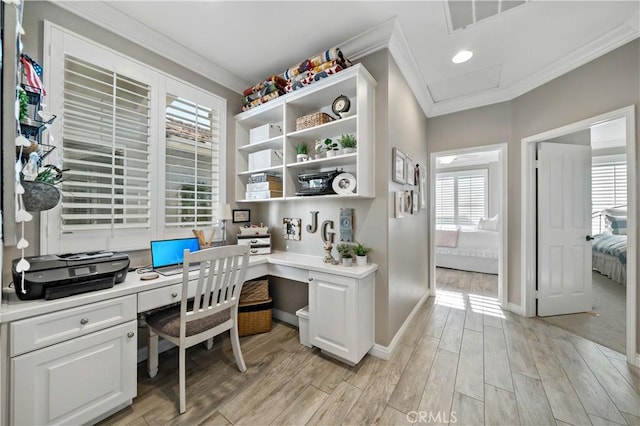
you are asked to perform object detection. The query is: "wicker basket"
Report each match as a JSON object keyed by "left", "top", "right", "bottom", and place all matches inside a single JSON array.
[
  {"left": 295, "top": 112, "right": 334, "bottom": 131},
  {"left": 238, "top": 298, "right": 273, "bottom": 336},
  {"left": 240, "top": 279, "right": 269, "bottom": 304}
]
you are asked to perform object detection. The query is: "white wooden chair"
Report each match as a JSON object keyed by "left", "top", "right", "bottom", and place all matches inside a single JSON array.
[{"left": 145, "top": 245, "right": 250, "bottom": 414}]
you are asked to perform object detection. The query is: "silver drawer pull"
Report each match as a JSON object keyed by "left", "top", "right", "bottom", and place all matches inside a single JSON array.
[
  {"left": 250, "top": 240, "right": 257, "bottom": 243},
  {"left": 171, "top": 292, "right": 178, "bottom": 298},
  {"left": 309, "top": 278, "right": 313, "bottom": 282},
  {"left": 127, "top": 332, "right": 135, "bottom": 338},
  {"left": 250, "top": 249, "right": 258, "bottom": 254},
  {"left": 80, "top": 318, "right": 89, "bottom": 325}
]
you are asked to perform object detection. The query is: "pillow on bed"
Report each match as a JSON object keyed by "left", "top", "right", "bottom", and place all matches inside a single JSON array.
[
  {"left": 602, "top": 207, "right": 626, "bottom": 217},
  {"left": 605, "top": 215, "right": 627, "bottom": 235},
  {"left": 436, "top": 229, "right": 459, "bottom": 247},
  {"left": 477, "top": 215, "right": 499, "bottom": 232}
]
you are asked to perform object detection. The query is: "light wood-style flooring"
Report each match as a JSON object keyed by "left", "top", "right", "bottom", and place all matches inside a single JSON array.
[{"left": 101, "top": 268, "right": 640, "bottom": 425}]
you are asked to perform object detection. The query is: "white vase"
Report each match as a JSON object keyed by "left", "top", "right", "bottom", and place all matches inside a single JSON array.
[
  {"left": 343, "top": 147, "right": 355, "bottom": 154},
  {"left": 296, "top": 154, "right": 308, "bottom": 162},
  {"left": 342, "top": 257, "right": 352, "bottom": 267},
  {"left": 326, "top": 151, "right": 336, "bottom": 158},
  {"left": 356, "top": 255, "right": 368, "bottom": 266}
]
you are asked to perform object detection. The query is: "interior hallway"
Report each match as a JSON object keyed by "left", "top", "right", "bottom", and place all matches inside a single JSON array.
[{"left": 100, "top": 268, "right": 640, "bottom": 425}]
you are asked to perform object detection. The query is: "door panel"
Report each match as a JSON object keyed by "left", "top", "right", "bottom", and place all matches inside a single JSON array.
[{"left": 537, "top": 142, "right": 592, "bottom": 316}]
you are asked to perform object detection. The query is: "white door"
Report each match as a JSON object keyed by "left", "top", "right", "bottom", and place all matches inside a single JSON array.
[{"left": 537, "top": 142, "right": 592, "bottom": 316}]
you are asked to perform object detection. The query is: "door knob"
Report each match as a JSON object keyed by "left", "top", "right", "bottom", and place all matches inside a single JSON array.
[
  {"left": 80, "top": 318, "right": 89, "bottom": 325},
  {"left": 585, "top": 235, "right": 595, "bottom": 241}
]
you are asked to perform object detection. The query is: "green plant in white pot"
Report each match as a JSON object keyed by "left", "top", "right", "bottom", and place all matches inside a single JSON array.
[
  {"left": 337, "top": 243, "right": 353, "bottom": 266},
  {"left": 339, "top": 134, "right": 357, "bottom": 154},
  {"left": 353, "top": 242, "right": 371, "bottom": 266},
  {"left": 323, "top": 138, "right": 339, "bottom": 157},
  {"left": 296, "top": 143, "right": 309, "bottom": 162}
]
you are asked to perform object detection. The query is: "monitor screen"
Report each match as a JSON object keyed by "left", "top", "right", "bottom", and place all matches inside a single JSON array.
[{"left": 150, "top": 237, "right": 200, "bottom": 268}]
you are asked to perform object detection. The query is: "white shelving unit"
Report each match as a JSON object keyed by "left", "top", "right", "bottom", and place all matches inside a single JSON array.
[{"left": 234, "top": 64, "right": 377, "bottom": 202}]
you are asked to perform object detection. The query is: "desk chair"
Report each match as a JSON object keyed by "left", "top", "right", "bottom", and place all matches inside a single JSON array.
[{"left": 145, "top": 245, "right": 250, "bottom": 414}]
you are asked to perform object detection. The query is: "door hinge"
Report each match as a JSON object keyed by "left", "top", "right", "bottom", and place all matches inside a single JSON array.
[
  {"left": 535, "top": 290, "right": 539, "bottom": 299},
  {"left": 535, "top": 160, "right": 540, "bottom": 169}
]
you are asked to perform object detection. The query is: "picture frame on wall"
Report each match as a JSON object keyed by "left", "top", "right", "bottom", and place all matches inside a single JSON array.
[
  {"left": 392, "top": 148, "right": 406, "bottom": 184},
  {"left": 418, "top": 165, "right": 427, "bottom": 209},
  {"left": 232, "top": 209, "right": 250, "bottom": 223},
  {"left": 394, "top": 191, "right": 405, "bottom": 218},
  {"left": 404, "top": 190, "right": 413, "bottom": 214},
  {"left": 412, "top": 190, "right": 419, "bottom": 214},
  {"left": 406, "top": 158, "right": 415, "bottom": 186}
]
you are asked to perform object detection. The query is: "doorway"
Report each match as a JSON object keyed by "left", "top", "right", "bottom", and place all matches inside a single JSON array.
[
  {"left": 521, "top": 105, "right": 637, "bottom": 364},
  {"left": 429, "top": 143, "right": 508, "bottom": 308}
]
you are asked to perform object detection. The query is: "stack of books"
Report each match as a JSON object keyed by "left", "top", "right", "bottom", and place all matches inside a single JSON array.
[{"left": 246, "top": 173, "right": 283, "bottom": 200}]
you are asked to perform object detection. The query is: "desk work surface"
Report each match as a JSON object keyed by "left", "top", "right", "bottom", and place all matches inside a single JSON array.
[{"left": 1, "top": 251, "right": 377, "bottom": 323}]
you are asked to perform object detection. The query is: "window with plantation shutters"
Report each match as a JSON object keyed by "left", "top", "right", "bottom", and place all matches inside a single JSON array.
[
  {"left": 435, "top": 169, "right": 488, "bottom": 228},
  {"left": 60, "top": 55, "right": 151, "bottom": 232},
  {"left": 592, "top": 160, "right": 627, "bottom": 234},
  {"left": 164, "top": 94, "right": 221, "bottom": 229},
  {"left": 44, "top": 24, "right": 227, "bottom": 254}
]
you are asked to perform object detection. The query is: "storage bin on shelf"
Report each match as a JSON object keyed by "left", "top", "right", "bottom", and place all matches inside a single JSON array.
[
  {"left": 250, "top": 123, "right": 282, "bottom": 144},
  {"left": 295, "top": 112, "right": 334, "bottom": 131},
  {"left": 238, "top": 278, "right": 272, "bottom": 336}
]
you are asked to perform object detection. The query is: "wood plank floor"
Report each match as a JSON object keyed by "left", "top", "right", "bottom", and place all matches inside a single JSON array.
[{"left": 100, "top": 268, "right": 640, "bottom": 425}]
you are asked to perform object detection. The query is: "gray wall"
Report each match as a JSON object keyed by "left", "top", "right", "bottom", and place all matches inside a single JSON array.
[
  {"left": 2, "top": 1, "right": 242, "bottom": 285},
  {"left": 427, "top": 39, "right": 640, "bottom": 353}
]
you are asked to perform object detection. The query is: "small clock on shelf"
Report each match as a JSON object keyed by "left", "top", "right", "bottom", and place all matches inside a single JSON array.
[{"left": 332, "top": 94, "right": 351, "bottom": 118}]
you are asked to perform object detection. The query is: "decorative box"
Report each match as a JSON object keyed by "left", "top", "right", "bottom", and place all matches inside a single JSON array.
[
  {"left": 244, "top": 190, "right": 283, "bottom": 200},
  {"left": 246, "top": 181, "right": 283, "bottom": 192},
  {"left": 250, "top": 123, "right": 282, "bottom": 144},
  {"left": 295, "top": 112, "right": 333, "bottom": 131},
  {"left": 248, "top": 149, "right": 282, "bottom": 171}
]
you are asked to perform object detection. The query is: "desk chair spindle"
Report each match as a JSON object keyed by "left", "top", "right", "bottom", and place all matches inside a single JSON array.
[{"left": 145, "top": 245, "right": 250, "bottom": 414}]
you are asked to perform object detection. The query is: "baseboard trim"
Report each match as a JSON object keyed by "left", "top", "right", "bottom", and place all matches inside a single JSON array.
[
  {"left": 368, "top": 291, "right": 431, "bottom": 360},
  {"left": 272, "top": 308, "right": 298, "bottom": 327},
  {"left": 507, "top": 302, "right": 526, "bottom": 316}
]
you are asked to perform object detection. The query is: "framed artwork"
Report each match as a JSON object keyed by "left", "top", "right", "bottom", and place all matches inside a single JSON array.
[
  {"left": 418, "top": 165, "right": 427, "bottom": 209},
  {"left": 404, "top": 190, "right": 413, "bottom": 215},
  {"left": 412, "top": 190, "right": 419, "bottom": 214},
  {"left": 406, "top": 158, "right": 416, "bottom": 186},
  {"left": 232, "top": 209, "right": 250, "bottom": 223},
  {"left": 394, "top": 191, "right": 405, "bottom": 218},
  {"left": 392, "top": 148, "right": 406, "bottom": 184},
  {"left": 283, "top": 217, "right": 302, "bottom": 240}
]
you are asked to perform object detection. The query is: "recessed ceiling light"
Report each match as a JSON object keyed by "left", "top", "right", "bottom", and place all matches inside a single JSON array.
[{"left": 452, "top": 50, "right": 473, "bottom": 64}]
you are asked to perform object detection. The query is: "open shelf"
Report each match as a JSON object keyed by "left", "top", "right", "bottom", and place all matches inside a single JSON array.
[
  {"left": 238, "top": 136, "right": 284, "bottom": 154},
  {"left": 287, "top": 115, "right": 356, "bottom": 141},
  {"left": 287, "top": 152, "right": 357, "bottom": 169}
]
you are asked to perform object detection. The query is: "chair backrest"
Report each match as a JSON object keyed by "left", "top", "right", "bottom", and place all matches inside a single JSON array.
[{"left": 179, "top": 245, "right": 250, "bottom": 329}]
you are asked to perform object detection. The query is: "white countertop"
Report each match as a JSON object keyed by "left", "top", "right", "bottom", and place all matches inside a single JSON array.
[{"left": 0, "top": 251, "right": 377, "bottom": 323}]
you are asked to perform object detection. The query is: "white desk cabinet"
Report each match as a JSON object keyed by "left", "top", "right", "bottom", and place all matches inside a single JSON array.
[
  {"left": 308, "top": 270, "right": 374, "bottom": 365},
  {"left": 9, "top": 296, "right": 137, "bottom": 425}
]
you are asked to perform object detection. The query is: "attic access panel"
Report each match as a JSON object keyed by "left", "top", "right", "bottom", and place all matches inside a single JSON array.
[{"left": 445, "top": 0, "right": 529, "bottom": 32}]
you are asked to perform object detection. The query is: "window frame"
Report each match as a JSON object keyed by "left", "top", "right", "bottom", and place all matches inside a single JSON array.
[
  {"left": 42, "top": 22, "right": 226, "bottom": 254},
  {"left": 435, "top": 168, "right": 489, "bottom": 229}
]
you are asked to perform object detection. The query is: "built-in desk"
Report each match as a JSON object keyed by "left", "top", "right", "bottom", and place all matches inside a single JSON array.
[{"left": 0, "top": 251, "right": 377, "bottom": 425}]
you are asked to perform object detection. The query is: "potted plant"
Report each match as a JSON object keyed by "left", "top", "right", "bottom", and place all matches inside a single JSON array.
[
  {"left": 22, "top": 165, "right": 65, "bottom": 212},
  {"left": 336, "top": 243, "right": 353, "bottom": 266},
  {"left": 322, "top": 138, "right": 339, "bottom": 158},
  {"left": 296, "top": 143, "right": 309, "bottom": 162},
  {"left": 339, "top": 134, "right": 357, "bottom": 154},
  {"left": 353, "top": 242, "right": 371, "bottom": 266}
]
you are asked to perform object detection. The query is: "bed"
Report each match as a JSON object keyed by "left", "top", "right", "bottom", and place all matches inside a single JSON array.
[
  {"left": 592, "top": 207, "right": 627, "bottom": 285},
  {"left": 435, "top": 227, "right": 499, "bottom": 274}
]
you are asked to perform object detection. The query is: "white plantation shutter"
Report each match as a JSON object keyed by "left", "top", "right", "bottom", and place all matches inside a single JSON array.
[
  {"left": 60, "top": 55, "right": 151, "bottom": 232},
  {"left": 592, "top": 160, "right": 627, "bottom": 233},
  {"left": 436, "top": 170, "right": 488, "bottom": 228},
  {"left": 164, "top": 93, "right": 221, "bottom": 229}
]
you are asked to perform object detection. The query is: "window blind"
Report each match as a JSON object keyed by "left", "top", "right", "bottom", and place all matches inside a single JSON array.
[
  {"left": 164, "top": 94, "right": 220, "bottom": 228},
  {"left": 436, "top": 170, "right": 487, "bottom": 228},
  {"left": 592, "top": 161, "right": 627, "bottom": 233},
  {"left": 60, "top": 55, "right": 151, "bottom": 232}
]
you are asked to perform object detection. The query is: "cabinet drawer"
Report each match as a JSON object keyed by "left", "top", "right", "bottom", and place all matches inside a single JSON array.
[
  {"left": 238, "top": 236, "right": 271, "bottom": 246},
  {"left": 138, "top": 280, "right": 199, "bottom": 312},
  {"left": 10, "top": 295, "right": 136, "bottom": 357}
]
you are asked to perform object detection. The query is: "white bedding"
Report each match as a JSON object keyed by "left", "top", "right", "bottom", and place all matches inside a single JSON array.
[{"left": 435, "top": 229, "right": 499, "bottom": 274}]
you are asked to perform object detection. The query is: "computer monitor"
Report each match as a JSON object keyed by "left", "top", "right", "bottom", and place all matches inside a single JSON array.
[{"left": 150, "top": 237, "right": 200, "bottom": 269}]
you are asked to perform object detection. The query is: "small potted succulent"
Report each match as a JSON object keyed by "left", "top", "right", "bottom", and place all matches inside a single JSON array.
[
  {"left": 296, "top": 143, "right": 309, "bottom": 162},
  {"left": 339, "top": 134, "right": 357, "bottom": 154},
  {"left": 353, "top": 242, "right": 371, "bottom": 266},
  {"left": 336, "top": 243, "right": 353, "bottom": 267},
  {"left": 323, "top": 138, "right": 340, "bottom": 158}
]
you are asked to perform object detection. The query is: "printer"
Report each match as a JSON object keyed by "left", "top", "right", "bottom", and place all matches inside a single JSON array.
[{"left": 11, "top": 251, "right": 130, "bottom": 300}]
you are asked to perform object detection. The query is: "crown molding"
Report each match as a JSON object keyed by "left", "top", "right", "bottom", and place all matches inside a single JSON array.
[{"left": 49, "top": 1, "right": 251, "bottom": 94}]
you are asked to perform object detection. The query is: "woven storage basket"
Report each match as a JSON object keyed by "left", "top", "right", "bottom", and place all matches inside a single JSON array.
[
  {"left": 240, "top": 279, "right": 269, "bottom": 304},
  {"left": 295, "top": 112, "right": 334, "bottom": 131},
  {"left": 238, "top": 298, "right": 273, "bottom": 336}
]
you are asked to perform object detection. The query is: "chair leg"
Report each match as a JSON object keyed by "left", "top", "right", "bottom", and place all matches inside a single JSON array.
[
  {"left": 204, "top": 337, "right": 213, "bottom": 350},
  {"left": 230, "top": 325, "right": 246, "bottom": 372},
  {"left": 148, "top": 329, "right": 159, "bottom": 378},
  {"left": 179, "top": 346, "right": 186, "bottom": 414}
]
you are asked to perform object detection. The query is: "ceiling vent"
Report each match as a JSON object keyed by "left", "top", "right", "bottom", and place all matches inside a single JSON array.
[{"left": 445, "top": 0, "right": 530, "bottom": 32}]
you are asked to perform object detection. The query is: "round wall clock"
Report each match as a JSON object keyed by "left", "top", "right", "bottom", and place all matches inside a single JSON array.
[{"left": 332, "top": 95, "right": 351, "bottom": 116}]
